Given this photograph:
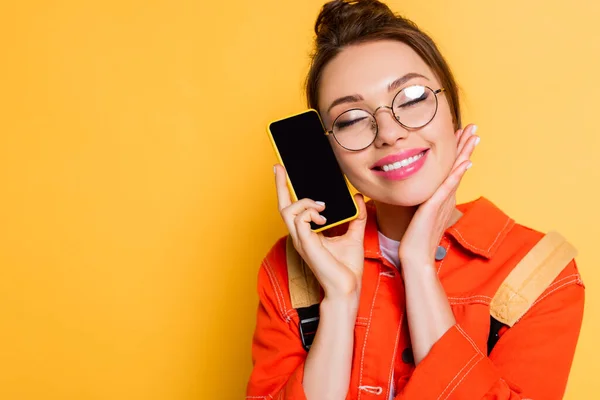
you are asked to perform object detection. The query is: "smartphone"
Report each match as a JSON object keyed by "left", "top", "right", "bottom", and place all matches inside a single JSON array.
[{"left": 267, "top": 109, "right": 359, "bottom": 233}]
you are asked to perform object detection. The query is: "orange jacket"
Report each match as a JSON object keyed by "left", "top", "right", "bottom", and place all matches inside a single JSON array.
[{"left": 246, "top": 197, "right": 585, "bottom": 399}]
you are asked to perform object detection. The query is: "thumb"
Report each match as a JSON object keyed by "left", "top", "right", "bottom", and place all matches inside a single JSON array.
[{"left": 345, "top": 193, "right": 368, "bottom": 241}]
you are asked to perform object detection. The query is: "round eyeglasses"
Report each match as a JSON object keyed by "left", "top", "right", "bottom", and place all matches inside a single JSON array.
[{"left": 325, "top": 85, "right": 446, "bottom": 151}]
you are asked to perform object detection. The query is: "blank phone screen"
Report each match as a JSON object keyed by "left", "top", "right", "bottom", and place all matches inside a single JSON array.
[{"left": 269, "top": 110, "right": 357, "bottom": 230}]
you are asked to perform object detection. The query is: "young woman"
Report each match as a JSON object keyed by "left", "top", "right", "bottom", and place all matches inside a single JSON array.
[{"left": 246, "top": 1, "right": 584, "bottom": 399}]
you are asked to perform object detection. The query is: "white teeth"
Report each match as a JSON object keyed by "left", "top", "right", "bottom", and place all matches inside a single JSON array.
[{"left": 380, "top": 152, "right": 424, "bottom": 172}]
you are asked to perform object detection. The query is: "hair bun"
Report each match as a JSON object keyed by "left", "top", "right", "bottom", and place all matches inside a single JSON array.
[{"left": 315, "top": 0, "right": 397, "bottom": 44}]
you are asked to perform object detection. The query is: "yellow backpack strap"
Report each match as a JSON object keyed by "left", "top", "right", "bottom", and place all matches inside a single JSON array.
[
  {"left": 286, "top": 235, "right": 321, "bottom": 309},
  {"left": 490, "top": 231, "right": 578, "bottom": 327}
]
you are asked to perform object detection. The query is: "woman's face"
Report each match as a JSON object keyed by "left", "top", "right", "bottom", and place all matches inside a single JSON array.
[{"left": 318, "top": 40, "right": 458, "bottom": 207}]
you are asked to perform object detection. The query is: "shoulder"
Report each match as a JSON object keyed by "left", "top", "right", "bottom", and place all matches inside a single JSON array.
[
  {"left": 500, "top": 220, "right": 584, "bottom": 302},
  {"left": 448, "top": 197, "right": 584, "bottom": 296},
  {"left": 491, "top": 198, "right": 583, "bottom": 297},
  {"left": 493, "top": 206, "right": 583, "bottom": 289}
]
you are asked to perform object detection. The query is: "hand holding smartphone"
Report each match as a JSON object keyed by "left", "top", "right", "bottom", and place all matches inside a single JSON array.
[
  {"left": 268, "top": 109, "right": 368, "bottom": 300},
  {"left": 267, "top": 109, "right": 359, "bottom": 232}
]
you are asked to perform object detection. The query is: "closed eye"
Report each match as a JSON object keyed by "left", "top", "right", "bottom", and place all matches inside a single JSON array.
[
  {"left": 398, "top": 93, "right": 428, "bottom": 108},
  {"left": 336, "top": 116, "right": 369, "bottom": 129}
]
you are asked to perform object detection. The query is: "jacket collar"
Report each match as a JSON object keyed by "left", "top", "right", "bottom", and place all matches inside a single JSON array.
[
  {"left": 362, "top": 196, "right": 514, "bottom": 261},
  {"left": 447, "top": 197, "right": 515, "bottom": 259}
]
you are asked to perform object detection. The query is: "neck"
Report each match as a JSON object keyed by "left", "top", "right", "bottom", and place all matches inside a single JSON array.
[{"left": 373, "top": 200, "right": 463, "bottom": 242}]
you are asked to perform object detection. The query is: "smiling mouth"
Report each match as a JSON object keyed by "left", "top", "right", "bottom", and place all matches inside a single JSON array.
[{"left": 373, "top": 150, "right": 428, "bottom": 171}]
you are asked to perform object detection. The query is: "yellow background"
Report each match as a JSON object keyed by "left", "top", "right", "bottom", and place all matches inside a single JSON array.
[{"left": 0, "top": 0, "right": 598, "bottom": 399}]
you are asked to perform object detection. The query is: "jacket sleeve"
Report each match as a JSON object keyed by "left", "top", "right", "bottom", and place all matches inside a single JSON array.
[
  {"left": 245, "top": 259, "right": 309, "bottom": 400},
  {"left": 396, "top": 260, "right": 585, "bottom": 400}
]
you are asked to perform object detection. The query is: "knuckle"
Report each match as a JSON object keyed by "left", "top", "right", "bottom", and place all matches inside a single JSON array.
[
  {"left": 299, "top": 199, "right": 313, "bottom": 208},
  {"left": 294, "top": 212, "right": 304, "bottom": 225},
  {"left": 280, "top": 206, "right": 289, "bottom": 217}
]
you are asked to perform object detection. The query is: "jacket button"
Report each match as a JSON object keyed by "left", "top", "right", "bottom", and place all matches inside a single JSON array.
[
  {"left": 401, "top": 348, "right": 414, "bottom": 364},
  {"left": 435, "top": 245, "right": 447, "bottom": 261}
]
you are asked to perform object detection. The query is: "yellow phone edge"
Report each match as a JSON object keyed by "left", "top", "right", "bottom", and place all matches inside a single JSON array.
[{"left": 266, "top": 108, "right": 360, "bottom": 233}]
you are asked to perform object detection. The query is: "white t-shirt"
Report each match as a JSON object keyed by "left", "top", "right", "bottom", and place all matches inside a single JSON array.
[
  {"left": 378, "top": 230, "right": 401, "bottom": 269},
  {"left": 377, "top": 231, "right": 401, "bottom": 400}
]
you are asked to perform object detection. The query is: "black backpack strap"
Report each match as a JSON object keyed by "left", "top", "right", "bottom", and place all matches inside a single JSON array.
[
  {"left": 487, "top": 316, "right": 507, "bottom": 355},
  {"left": 296, "top": 304, "right": 320, "bottom": 351}
]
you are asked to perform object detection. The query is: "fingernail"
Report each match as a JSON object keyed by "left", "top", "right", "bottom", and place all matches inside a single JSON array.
[
  {"left": 273, "top": 165, "right": 277, "bottom": 175},
  {"left": 475, "top": 136, "right": 481, "bottom": 146},
  {"left": 320, "top": 215, "right": 327, "bottom": 221},
  {"left": 466, "top": 161, "right": 473, "bottom": 169},
  {"left": 315, "top": 201, "right": 325, "bottom": 206},
  {"left": 472, "top": 125, "right": 478, "bottom": 134}
]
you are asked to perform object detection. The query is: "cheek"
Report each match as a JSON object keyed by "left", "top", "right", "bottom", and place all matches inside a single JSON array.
[
  {"left": 430, "top": 106, "right": 458, "bottom": 161},
  {"left": 433, "top": 127, "right": 456, "bottom": 153},
  {"left": 332, "top": 151, "right": 356, "bottom": 176},
  {"left": 331, "top": 143, "right": 367, "bottom": 178},
  {"left": 436, "top": 133, "right": 459, "bottom": 179}
]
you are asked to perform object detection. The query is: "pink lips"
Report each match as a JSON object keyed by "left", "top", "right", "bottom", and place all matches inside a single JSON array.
[{"left": 371, "top": 148, "right": 430, "bottom": 181}]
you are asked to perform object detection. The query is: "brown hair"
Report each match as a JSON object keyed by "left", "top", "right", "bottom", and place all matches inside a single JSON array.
[{"left": 305, "top": 0, "right": 461, "bottom": 130}]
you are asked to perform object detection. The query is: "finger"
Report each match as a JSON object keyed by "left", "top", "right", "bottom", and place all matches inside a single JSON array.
[
  {"left": 345, "top": 193, "right": 368, "bottom": 242},
  {"left": 454, "top": 127, "right": 465, "bottom": 148},
  {"left": 294, "top": 208, "right": 327, "bottom": 247},
  {"left": 281, "top": 198, "right": 326, "bottom": 242},
  {"left": 274, "top": 164, "right": 293, "bottom": 212},
  {"left": 431, "top": 160, "right": 472, "bottom": 205},
  {"left": 281, "top": 198, "right": 326, "bottom": 220},
  {"left": 453, "top": 133, "right": 479, "bottom": 171},
  {"left": 275, "top": 164, "right": 326, "bottom": 215},
  {"left": 456, "top": 124, "right": 477, "bottom": 158}
]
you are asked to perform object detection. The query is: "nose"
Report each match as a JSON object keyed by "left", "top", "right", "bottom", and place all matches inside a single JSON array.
[{"left": 372, "top": 106, "right": 409, "bottom": 148}]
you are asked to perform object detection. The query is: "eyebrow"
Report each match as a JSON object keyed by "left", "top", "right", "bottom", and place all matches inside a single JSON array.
[{"left": 326, "top": 72, "right": 429, "bottom": 113}]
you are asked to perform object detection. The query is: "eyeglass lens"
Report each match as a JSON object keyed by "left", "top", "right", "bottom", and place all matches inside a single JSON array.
[{"left": 332, "top": 85, "right": 438, "bottom": 150}]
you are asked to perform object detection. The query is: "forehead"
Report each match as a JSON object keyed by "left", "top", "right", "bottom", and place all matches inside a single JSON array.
[{"left": 318, "top": 40, "right": 437, "bottom": 109}]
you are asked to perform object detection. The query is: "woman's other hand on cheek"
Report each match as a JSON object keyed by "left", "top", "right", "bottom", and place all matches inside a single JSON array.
[{"left": 398, "top": 124, "right": 479, "bottom": 270}]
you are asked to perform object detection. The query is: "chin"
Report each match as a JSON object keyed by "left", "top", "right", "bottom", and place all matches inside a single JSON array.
[
  {"left": 358, "top": 179, "right": 439, "bottom": 207},
  {"left": 379, "top": 188, "right": 434, "bottom": 207}
]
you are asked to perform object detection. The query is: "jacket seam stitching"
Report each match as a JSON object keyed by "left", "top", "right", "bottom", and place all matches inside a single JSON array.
[
  {"left": 486, "top": 217, "right": 513, "bottom": 253},
  {"left": 447, "top": 295, "right": 492, "bottom": 301},
  {"left": 456, "top": 325, "right": 483, "bottom": 355},
  {"left": 436, "top": 352, "right": 479, "bottom": 400},
  {"left": 441, "top": 354, "right": 484, "bottom": 400},
  {"left": 530, "top": 278, "right": 580, "bottom": 311},
  {"left": 385, "top": 315, "right": 404, "bottom": 400},
  {"left": 447, "top": 295, "right": 492, "bottom": 305},
  {"left": 449, "top": 299, "right": 490, "bottom": 306},
  {"left": 539, "top": 274, "right": 580, "bottom": 294},
  {"left": 357, "top": 268, "right": 382, "bottom": 400},
  {"left": 263, "top": 259, "right": 290, "bottom": 322},
  {"left": 448, "top": 227, "right": 480, "bottom": 254},
  {"left": 448, "top": 216, "right": 512, "bottom": 255},
  {"left": 445, "top": 276, "right": 580, "bottom": 308}
]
